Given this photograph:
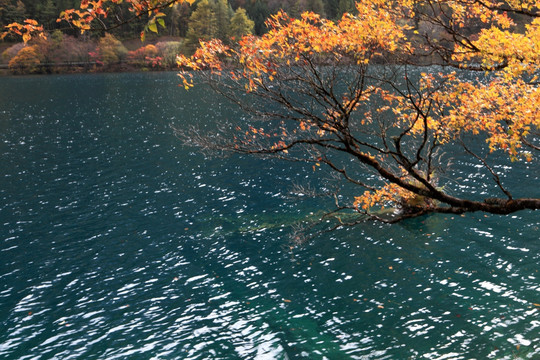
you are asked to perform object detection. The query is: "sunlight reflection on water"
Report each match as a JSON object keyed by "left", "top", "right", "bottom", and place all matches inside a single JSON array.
[{"left": 0, "top": 73, "right": 539, "bottom": 359}]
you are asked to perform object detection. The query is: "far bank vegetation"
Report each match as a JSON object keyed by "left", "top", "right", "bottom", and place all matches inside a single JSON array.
[{"left": 1, "top": 0, "right": 255, "bottom": 74}]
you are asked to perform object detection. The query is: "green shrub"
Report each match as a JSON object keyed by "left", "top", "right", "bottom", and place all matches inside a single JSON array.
[
  {"left": 155, "top": 41, "right": 183, "bottom": 67},
  {"left": 94, "top": 33, "right": 128, "bottom": 66}
]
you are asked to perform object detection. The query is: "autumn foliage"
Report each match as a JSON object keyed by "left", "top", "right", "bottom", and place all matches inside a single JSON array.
[
  {"left": 3, "top": 0, "right": 539, "bottom": 223},
  {"left": 1, "top": 34, "right": 183, "bottom": 74},
  {"left": 3, "top": 18, "right": 44, "bottom": 43},
  {"left": 8, "top": 44, "right": 40, "bottom": 73},
  {"left": 176, "top": 0, "right": 540, "bottom": 223}
]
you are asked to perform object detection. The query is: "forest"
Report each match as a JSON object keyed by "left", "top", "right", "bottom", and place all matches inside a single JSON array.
[
  {"left": 1, "top": 0, "right": 533, "bottom": 74},
  {"left": 0, "top": 0, "right": 360, "bottom": 74},
  {"left": 1, "top": 0, "right": 355, "bottom": 36}
]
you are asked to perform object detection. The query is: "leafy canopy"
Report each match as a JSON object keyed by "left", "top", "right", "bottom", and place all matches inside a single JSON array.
[
  {"left": 4, "top": 0, "right": 539, "bottom": 225},
  {"left": 177, "top": 0, "right": 540, "bottom": 224}
]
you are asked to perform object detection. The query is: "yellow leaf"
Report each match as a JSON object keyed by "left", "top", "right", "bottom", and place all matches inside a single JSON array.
[{"left": 148, "top": 22, "right": 158, "bottom": 33}]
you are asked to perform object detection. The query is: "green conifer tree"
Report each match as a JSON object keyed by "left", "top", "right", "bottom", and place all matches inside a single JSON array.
[
  {"left": 184, "top": 0, "right": 217, "bottom": 53},
  {"left": 307, "top": 0, "right": 326, "bottom": 17},
  {"left": 39, "top": 0, "right": 57, "bottom": 30},
  {"left": 213, "top": 0, "right": 233, "bottom": 42},
  {"left": 228, "top": 7, "right": 253, "bottom": 40},
  {"left": 336, "top": 0, "right": 355, "bottom": 15},
  {"left": 245, "top": 0, "right": 269, "bottom": 35},
  {"left": 5, "top": 0, "right": 27, "bottom": 24}
]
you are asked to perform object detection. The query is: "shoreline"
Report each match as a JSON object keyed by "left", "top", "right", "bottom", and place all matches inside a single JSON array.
[{"left": 0, "top": 61, "right": 181, "bottom": 76}]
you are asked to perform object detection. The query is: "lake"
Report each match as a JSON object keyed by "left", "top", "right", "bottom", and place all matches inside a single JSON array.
[{"left": 0, "top": 72, "right": 538, "bottom": 359}]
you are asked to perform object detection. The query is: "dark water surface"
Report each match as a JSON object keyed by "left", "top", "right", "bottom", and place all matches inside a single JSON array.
[{"left": 1, "top": 72, "right": 539, "bottom": 359}]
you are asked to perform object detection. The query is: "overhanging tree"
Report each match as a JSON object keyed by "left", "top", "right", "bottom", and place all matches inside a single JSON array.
[
  {"left": 4, "top": 0, "right": 540, "bottom": 225},
  {"left": 176, "top": 0, "right": 540, "bottom": 224}
]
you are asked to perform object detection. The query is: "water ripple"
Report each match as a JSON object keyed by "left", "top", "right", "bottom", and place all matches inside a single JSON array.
[{"left": 0, "top": 73, "right": 538, "bottom": 359}]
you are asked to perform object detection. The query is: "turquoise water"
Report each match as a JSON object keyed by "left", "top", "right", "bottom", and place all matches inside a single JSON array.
[{"left": 0, "top": 72, "right": 539, "bottom": 359}]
